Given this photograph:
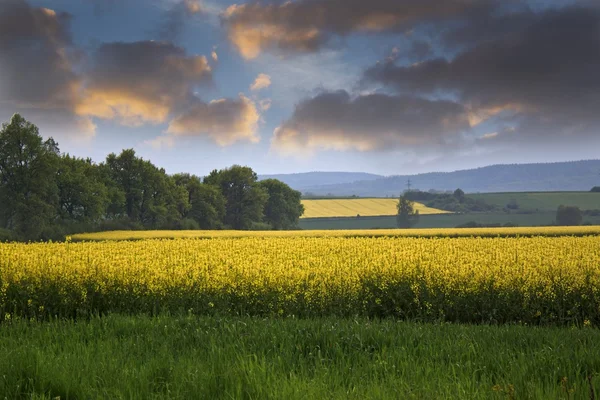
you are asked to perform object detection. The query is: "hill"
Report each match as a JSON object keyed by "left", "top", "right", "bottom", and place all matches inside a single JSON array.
[
  {"left": 258, "top": 172, "right": 383, "bottom": 190},
  {"left": 291, "top": 160, "right": 600, "bottom": 196}
]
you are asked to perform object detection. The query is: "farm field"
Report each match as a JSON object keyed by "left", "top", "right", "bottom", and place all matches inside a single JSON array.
[
  {"left": 2, "top": 314, "right": 600, "bottom": 399},
  {"left": 469, "top": 191, "right": 600, "bottom": 211},
  {"left": 300, "top": 198, "right": 448, "bottom": 218},
  {"left": 71, "top": 225, "right": 600, "bottom": 241},
  {"left": 4, "top": 233, "right": 600, "bottom": 324},
  {"left": 298, "top": 211, "right": 600, "bottom": 230},
  {"left": 4, "top": 228, "right": 600, "bottom": 398}
]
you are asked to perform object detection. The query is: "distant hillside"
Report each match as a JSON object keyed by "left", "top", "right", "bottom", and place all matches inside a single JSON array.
[
  {"left": 282, "top": 160, "right": 600, "bottom": 196},
  {"left": 258, "top": 171, "right": 383, "bottom": 190}
]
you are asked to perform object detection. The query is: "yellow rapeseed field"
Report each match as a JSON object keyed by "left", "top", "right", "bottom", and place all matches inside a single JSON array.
[
  {"left": 300, "top": 198, "right": 449, "bottom": 218},
  {"left": 2, "top": 233, "right": 600, "bottom": 325},
  {"left": 71, "top": 225, "right": 600, "bottom": 241}
]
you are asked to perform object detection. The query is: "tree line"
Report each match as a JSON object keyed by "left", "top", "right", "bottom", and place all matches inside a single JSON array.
[{"left": 0, "top": 114, "right": 304, "bottom": 241}]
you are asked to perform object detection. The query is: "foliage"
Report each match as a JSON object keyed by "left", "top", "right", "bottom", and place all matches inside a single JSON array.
[
  {"left": 556, "top": 205, "right": 583, "bottom": 226},
  {"left": 173, "top": 173, "right": 225, "bottom": 229},
  {"left": 56, "top": 155, "right": 108, "bottom": 224},
  {"left": 591, "top": 186, "right": 600, "bottom": 192},
  {"left": 3, "top": 234, "right": 600, "bottom": 326},
  {"left": 453, "top": 188, "right": 465, "bottom": 202},
  {"left": 0, "top": 114, "right": 60, "bottom": 240},
  {"left": 396, "top": 196, "right": 419, "bottom": 228},
  {"left": 204, "top": 165, "right": 268, "bottom": 229},
  {"left": 404, "top": 190, "right": 497, "bottom": 213},
  {"left": 259, "top": 179, "right": 304, "bottom": 229},
  {"left": 0, "top": 115, "right": 303, "bottom": 240}
]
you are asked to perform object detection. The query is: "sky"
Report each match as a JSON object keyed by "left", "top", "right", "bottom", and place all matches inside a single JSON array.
[{"left": 0, "top": 0, "right": 599, "bottom": 176}]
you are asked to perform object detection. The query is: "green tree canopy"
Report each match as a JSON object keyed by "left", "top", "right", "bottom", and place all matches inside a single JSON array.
[
  {"left": 173, "top": 173, "right": 225, "bottom": 229},
  {"left": 397, "top": 196, "right": 420, "bottom": 229},
  {"left": 0, "top": 114, "right": 59, "bottom": 239},
  {"left": 556, "top": 205, "right": 583, "bottom": 226},
  {"left": 56, "top": 155, "right": 108, "bottom": 224},
  {"left": 204, "top": 165, "right": 267, "bottom": 229},
  {"left": 259, "top": 179, "right": 304, "bottom": 230},
  {"left": 103, "top": 149, "right": 189, "bottom": 228}
]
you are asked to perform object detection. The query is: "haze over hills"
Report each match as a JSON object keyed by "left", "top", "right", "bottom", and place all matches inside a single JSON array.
[
  {"left": 258, "top": 172, "right": 383, "bottom": 190},
  {"left": 261, "top": 160, "right": 600, "bottom": 196}
]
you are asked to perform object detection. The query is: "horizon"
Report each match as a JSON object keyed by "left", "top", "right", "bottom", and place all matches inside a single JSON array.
[{"left": 2, "top": 0, "right": 600, "bottom": 176}]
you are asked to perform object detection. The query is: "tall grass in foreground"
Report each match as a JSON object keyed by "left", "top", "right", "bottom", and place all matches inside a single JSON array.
[{"left": 1, "top": 315, "right": 599, "bottom": 399}]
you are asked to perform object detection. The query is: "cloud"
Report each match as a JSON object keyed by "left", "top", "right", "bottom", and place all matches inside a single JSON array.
[
  {"left": 211, "top": 50, "right": 218, "bottom": 62},
  {"left": 0, "top": 0, "right": 97, "bottom": 139},
  {"left": 250, "top": 73, "right": 272, "bottom": 91},
  {"left": 75, "top": 41, "right": 212, "bottom": 126},
  {"left": 222, "top": 0, "right": 494, "bottom": 58},
  {"left": 158, "top": 0, "right": 204, "bottom": 42},
  {"left": 272, "top": 90, "right": 470, "bottom": 154},
  {"left": 0, "top": 0, "right": 79, "bottom": 110},
  {"left": 166, "top": 94, "right": 260, "bottom": 146},
  {"left": 364, "top": 5, "right": 600, "bottom": 145},
  {"left": 259, "top": 99, "right": 272, "bottom": 111}
]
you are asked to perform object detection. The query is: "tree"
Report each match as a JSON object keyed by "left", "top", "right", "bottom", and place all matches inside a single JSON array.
[
  {"left": 453, "top": 188, "right": 465, "bottom": 203},
  {"left": 396, "top": 196, "right": 420, "bottom": 228},
  {"left": 591, "top": 187, "right": 600, "bottom": 193},
  {"left": 103, "top": 149, "right": 188, "bottom": 228},
  {"left": 556, "top": 205, "right": 583, "bottom": 226},
  {"left": 173, "top": 173, "right": 225, "bottom": 229},
  {"left": 56, "top": 155, "right": 108, "bottom": 224},
  {"left": 204, "top": 165, "right": 268, "bottom": 229},
  {"left": 0, "top": 114, "right": 60, "bottom": 239},
  {"left": 259, "top": 179, "right": 304, "bottom": 230}
]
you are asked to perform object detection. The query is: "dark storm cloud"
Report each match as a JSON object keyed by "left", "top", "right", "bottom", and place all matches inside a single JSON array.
[
  {"left": 270, "top": 2, "right": 600, "bottom": 155},
  {"left": 364, "top": 6, "right": 600, "bottom": 139},
  {"left": 0, "top": 0, "right": 78, "bottom": 109},
  {"left": 272, "top": 90, "right": 470, "bottom": 153},
  {"left": 222, "top": 0, "right": 496, "bottom": 59},
  {"left": 0, "top": 0, "right": 95, "bottom": 136}
]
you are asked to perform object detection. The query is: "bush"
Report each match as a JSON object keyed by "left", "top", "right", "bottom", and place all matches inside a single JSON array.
[
  {"left": 97, "top": 218, "right": 144, "bottom": 232},
  {"left": 177, "top": 218, "right": 200, "bottom": 230},
  {"left": 556, "top": 205, "right": 583, "bottom": 226},
  {"left": 0, "top": 228, "right": 15, "bottom": 242},
  {"left": 249, "top": 222, "right": 273, "bottom": 231}
]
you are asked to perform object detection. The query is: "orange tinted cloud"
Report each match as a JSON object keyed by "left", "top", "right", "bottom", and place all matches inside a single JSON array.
[
  {"left": 75, "top": 41, "right": 211, "bottom": 126},
  {"left": 250, "top": 73, "right": 272, "bottom": 91},
  {"left": 167, "top": 94, "right": 260, "bottom": 146}
]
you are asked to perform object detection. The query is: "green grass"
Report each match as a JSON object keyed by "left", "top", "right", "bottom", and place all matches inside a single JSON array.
[
  {"left": 298, "top": 211, "right": 600, "bottom": 230},
  {"left": 469, "top": 192, "right": 600, "bottom": 212},
  {"left": 1, "top": 315, "right": 600, "bottom": 399}
]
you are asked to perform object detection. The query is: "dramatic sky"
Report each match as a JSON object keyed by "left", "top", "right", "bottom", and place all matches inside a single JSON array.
[{"left": 1, "top": 0, "right": 599, "bottom": 175}]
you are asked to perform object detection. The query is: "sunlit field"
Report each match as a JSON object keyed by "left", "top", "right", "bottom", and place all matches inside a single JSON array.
[
  {"left": 300, "top": 198, "right": 449, "bottom": 218},
  {"left": 70, "top": 225, "right": 600, "bottom": 241},
  {"left": 5, "top": 228, "right": 600, "bottom": 398},
  {"left": 3, "top": 234, "right": 600, "bottom": 325}
]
